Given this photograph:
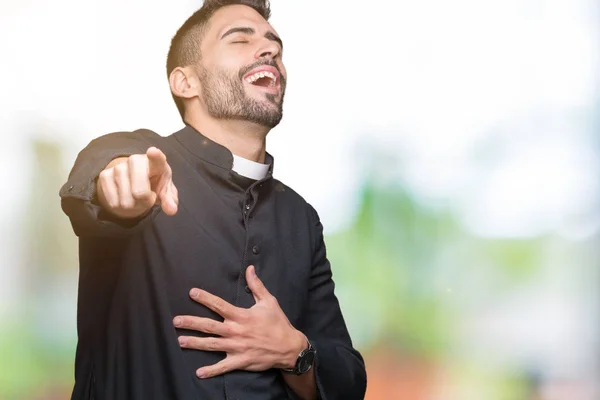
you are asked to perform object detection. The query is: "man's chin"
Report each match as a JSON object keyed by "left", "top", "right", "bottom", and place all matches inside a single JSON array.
[{"left": 248, "top": 114, "right": 283, "bottom": 129}]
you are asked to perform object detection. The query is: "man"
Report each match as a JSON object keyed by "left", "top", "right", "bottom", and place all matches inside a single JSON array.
[{"left": 59, "top": 1, "right": 367, "bottom": 399}]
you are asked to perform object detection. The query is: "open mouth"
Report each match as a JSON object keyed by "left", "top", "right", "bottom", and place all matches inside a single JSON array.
[
  {"left": 243, "top": 66, "right": 281, "bottom": 94},
  {"left": 246, "top": 71, "right": 278, "bottom": 88}
]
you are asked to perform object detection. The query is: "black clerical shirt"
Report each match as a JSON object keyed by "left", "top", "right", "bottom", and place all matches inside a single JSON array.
[{"left": 59, "top": 126, "right": 367, "bottom": 400}]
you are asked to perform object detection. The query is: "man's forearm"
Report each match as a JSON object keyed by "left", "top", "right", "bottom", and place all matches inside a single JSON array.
[
  {"left": 280, "top": 329, "right": 318, "bottom": 400},
  {"left": 282, "top": 368, "right": 317, "bottom": 400}
]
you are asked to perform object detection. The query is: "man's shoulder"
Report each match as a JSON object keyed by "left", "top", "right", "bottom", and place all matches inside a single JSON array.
[
  {"left": 89, "top": 128, "right": 165, "bottom": 147},
  {"left": 77, "top": 128, "right": 184, "bottom": 159},
  {"left": 270, "top": 178, "right": 319, "bottom": 218}
]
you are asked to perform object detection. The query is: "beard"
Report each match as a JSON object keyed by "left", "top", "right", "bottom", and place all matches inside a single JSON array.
[{"left": 198, "top": 61, "right": 286, "bottom": 129}]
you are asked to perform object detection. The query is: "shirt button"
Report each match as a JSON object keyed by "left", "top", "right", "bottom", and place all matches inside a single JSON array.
[
  {"left": 245, "top": 285, "right": 251, "bottom": 294},
  {"left": 252, "top": 245, "right": 260, "bottom": 255}
]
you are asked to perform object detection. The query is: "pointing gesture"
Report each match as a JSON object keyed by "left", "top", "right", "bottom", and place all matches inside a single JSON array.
[{"left": 97, "top": 147, "right": 179, "bottom": 219}]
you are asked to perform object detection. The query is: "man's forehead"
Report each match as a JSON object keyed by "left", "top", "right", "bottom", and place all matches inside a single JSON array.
[{"left": 208, "top": 5, "right": 278, "bottom": 40}]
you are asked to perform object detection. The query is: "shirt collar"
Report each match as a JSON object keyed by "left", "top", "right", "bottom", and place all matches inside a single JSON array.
[
  {"left": 173, "top": 124, "right": 275, "bottom": 177},
  {"left": 232, "top": 154, "right": 270, "bottom": 180}
]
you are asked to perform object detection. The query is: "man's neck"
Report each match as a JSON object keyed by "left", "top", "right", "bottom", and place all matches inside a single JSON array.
[{"left": 185, "top": 114, "right": 269, "bottom": 163}]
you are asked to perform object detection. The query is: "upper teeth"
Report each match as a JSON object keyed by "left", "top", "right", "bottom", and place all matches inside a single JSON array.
[{"left": 246, "top": 71, "right": 277, "bottom": 86}]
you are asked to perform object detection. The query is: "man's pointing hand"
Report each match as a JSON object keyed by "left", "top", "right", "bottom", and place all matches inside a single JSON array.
[{"left": 97, "top": 147, "right": 179, "bottom": 219}]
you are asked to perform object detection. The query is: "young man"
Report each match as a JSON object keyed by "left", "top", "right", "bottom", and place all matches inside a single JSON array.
[{"left": 60, "top": 1, "right": 366, "bottom": 399}]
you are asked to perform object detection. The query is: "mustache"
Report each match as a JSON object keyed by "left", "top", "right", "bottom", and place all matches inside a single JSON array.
[{"left": 238, "top": 60, "right": 285, "bottom": 84}]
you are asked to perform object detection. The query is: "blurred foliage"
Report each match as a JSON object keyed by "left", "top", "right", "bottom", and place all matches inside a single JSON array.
[
  {"left": 326, "top": 183, "right": 458, "bottom": 356},
  {"left": 0, "top": 323, "right": 73, "bottom": 400},
  {"left": 325, "top": 181, "right": 552, "bottom": 398},
  {"left": 25, "top": 140, "right": 78, "bottom": 275},
  {"left": 327, "top": 181, "right": 545, "bottom": 353},
  {"left": 0, "top": 139, "right": 77, "bottom": 400}
]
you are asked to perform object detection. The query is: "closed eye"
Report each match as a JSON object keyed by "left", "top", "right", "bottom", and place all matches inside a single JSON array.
[{"left": 231, "top": 41, "right": 249, "bottom": 44}]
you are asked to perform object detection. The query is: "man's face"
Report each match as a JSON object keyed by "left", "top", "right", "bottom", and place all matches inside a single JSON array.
[{"left": 197, "top": 5, "right": 287, "bottom": 128}]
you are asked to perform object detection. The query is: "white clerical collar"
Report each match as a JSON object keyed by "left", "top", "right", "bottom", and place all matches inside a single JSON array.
[{"left": 232, "top": 154, "right": 270, "bottom": 180}]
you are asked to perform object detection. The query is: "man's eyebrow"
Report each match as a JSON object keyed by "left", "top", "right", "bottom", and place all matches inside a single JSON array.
[
  {"left": 220, "top": 27, "right": 283, "bottom": 49},
  {"left": 265, "top": 31, "right": 283, "bottom": 50},
  {"left": 221, "top": 26, "right": 255, "bottom": 39}
]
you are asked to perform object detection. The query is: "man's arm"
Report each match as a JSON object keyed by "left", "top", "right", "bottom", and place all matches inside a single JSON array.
[
  {"left": 292, "top": 205, "right": 367, "bottom": 400},
  {"left": 280, "top": 334, "right": 318, "bottom": 400},
  {"left": 59, "top": 129, "right": 177, "bottom": 237}
]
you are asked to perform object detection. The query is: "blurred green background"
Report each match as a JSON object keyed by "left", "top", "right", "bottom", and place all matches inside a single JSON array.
[{"left": 1, "top": 0, "right": 599, "bottom": 399}]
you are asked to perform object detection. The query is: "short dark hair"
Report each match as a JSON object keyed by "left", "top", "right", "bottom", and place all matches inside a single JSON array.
[{"left": 166, "top": 0, "right": 271, "bottom": 120}]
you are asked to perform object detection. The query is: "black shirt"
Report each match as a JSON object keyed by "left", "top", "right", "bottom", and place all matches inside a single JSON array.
[{"left": 59, "top": 126, "right": 366, "bottom": 400}]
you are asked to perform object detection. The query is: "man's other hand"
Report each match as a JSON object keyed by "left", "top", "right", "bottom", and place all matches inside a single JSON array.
[
  {"left": 97, "top": 147, "right": 179, "bottom": 219},
  {"left": 174, "top": 265, "right": 307, "bottom": 379}
]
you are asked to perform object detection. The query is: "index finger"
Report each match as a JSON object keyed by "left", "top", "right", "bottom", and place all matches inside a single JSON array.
[
  {"left": 146, "top": 147, "right": 169, "bottom": 178},
  {"left": 190, "top": 289, "right": 241, "bottom": 320}
]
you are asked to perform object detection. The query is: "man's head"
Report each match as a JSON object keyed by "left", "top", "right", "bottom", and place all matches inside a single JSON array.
[{"left": 167, "top": 1, "right": 286, "bottom": 129}]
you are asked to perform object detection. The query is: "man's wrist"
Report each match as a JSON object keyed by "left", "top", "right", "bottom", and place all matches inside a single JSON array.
[{"left": 282, "top": 329, "right": 308, "bottom": 369}]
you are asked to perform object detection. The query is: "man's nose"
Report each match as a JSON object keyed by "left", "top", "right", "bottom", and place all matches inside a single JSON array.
[{"left": 255, "top": 40, "right": 280, "bottom": 60}]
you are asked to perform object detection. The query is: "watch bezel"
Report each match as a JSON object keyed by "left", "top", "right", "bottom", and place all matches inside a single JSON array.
[
  {"left": 282, "top": 338, "right": 316, "bottom": 375},
  {"left": 296, "top": 348, "right": 316, "bottom": 374}
]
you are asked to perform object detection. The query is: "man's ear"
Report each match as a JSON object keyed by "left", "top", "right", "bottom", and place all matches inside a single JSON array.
[{"left": 169, "top": 66, "right": 200, "bottom": 100}]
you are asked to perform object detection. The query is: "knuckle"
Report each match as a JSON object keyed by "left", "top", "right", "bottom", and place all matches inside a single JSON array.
[
  {"left": 220, "top": 363, "right": 228, "bottom": 375},
  {"left": 113, "top": 162, "right": 128, "bottom": 176},
  {"left": 131, "top": 188, "right": 149, "bottom": 200},
  {"left": 106, "top": 198, "right": 120, "bottom": 209},
  {"left": 237, "top": 341, "right": 249, "bottom": 353},
  {"left": 119, "top": 199, "right": 135, "bottom": 210},
  {"left": 224, "top": 323, "right": 235, "bottom": 336},
  {"left": 209, "top": 338, "right": 219, "bottom": 351},
  {"left": 238, "top": 355, "right": 251, "bottom": 368},
  {"left": 207, "top": 320, "right": 219, "bottom": 333},
  {"left": 128, "top": 154, "right": 144, "bottom": 164},
  {"left": 131, "top": 191, "right": 144, "bottom": 200},
  {"left": 98, "top": 169, "right": 111, "bottom": 182}
]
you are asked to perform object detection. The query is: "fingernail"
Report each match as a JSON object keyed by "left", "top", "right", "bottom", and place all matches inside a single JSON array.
[
  {"left": 173, "top": 317, "right": 182, "bottom": 327},
  {"left": 249, "top": 265, "right": 255, "bottom": 276},
  {"left": 197, "top": 369, "right": 205, "bottom": 379},
  {"left": 178, "top": 337, "right": 186, "bottom": 346},
  {"left": 190, "top": 289, "right": 199, "bottom": 298}
]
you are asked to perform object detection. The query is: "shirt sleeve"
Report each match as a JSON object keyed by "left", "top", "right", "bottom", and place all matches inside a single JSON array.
[
  {"left": 300, "top": 205, "right": 367, "bottom": 400},
  {"left": 59, "top": 129, "right": 163, "bottom": 237}
]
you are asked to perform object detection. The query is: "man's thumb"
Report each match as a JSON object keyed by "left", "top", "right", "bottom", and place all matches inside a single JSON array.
[{"left": 159, "top": 182, "right": 178, "bottom": 216}]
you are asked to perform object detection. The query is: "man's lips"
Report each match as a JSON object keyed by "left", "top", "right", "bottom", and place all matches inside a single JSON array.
[
  {"left": 243, "top": 65, "right": 283, "bottom": 95},
  {"left": 243, "top": 65, "right": 281, "bottom": 84}
]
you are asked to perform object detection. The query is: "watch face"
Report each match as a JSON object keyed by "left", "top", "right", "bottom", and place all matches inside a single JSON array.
[{"left": 298, "top": 350, "right": 316, "bottom": 374}]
